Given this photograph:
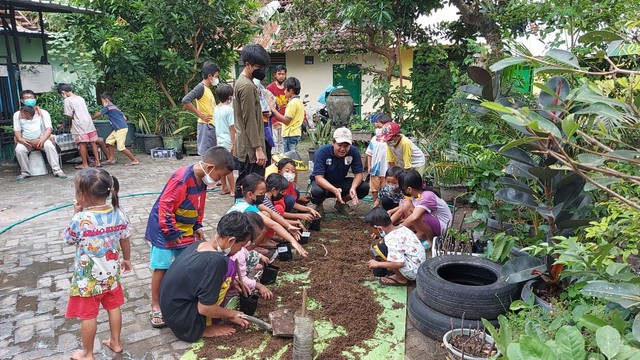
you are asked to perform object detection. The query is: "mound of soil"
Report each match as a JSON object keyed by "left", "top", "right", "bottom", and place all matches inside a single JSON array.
[{"left": 197, "top": 217, "right": 384, "bottom": 359}]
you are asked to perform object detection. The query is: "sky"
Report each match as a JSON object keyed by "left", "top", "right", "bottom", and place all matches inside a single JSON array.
[{"left": 417, "top": 5, "right": 549, "bottom": 56}]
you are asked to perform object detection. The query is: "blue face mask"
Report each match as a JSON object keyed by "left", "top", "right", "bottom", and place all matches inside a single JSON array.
[
  {"left": 376, "top": 227, "right": 386, "bottom": 238},
  {"left": 24, "top": 99, "right": 36, "bottom": 107}
]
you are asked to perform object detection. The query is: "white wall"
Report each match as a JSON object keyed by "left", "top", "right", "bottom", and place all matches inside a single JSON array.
[{"left": 230, "top": 50, "right": 388, "bottom": 118}]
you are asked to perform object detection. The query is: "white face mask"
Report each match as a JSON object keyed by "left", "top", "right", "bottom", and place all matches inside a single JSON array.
[
  {"left": 199, "top": 161, "right": 216, "bottom": 186},
  {"left": 215, "top": 237, "right": 234, "bottom": 256},
  {"left": 283, "top": 172, "right": 296, "bottom": 183},
  {"left": 374, "top": 128, "right": 383, "bottom": 136},
  {"left": 213, "top": 77, "right": 220, "bottom": 86}
]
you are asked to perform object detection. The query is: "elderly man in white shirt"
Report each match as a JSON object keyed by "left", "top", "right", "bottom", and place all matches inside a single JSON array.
[{"left": 13, "top": 90, "right": 67, "bottom": 180}]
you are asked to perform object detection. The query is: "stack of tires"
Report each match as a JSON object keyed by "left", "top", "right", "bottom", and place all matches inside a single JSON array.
[{"left": 408, "top": 255, "right": 520, "bottom": 339}]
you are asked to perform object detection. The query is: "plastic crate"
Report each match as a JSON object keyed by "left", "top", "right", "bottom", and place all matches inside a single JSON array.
[
  {"left": 151, "top": 147, "right": 177, "bottom": 159},
  {"left": 54, "top": 133, "right": 76, "bottom": 152}
]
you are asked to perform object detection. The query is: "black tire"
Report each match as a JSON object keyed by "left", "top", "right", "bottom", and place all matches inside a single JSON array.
[
  {"left": 408, "top": 290, "right": 497, "bottom": 340},
  {"left": 416, "top": 255, "right": 519, "bottom": 320}
]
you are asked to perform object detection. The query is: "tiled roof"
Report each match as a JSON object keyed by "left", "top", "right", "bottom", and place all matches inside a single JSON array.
[{"left": 252, "top": 1, "right": 359, "bottom": 53}]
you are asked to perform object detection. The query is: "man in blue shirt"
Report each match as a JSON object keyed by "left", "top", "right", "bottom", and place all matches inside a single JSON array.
[{"left": 310, "top": 127, "right": 369, "bottom": 215}]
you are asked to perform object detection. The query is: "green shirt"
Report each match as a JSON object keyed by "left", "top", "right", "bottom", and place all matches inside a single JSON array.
[{"left": 233, "top": 74, "right": 264, "bottom": 163}]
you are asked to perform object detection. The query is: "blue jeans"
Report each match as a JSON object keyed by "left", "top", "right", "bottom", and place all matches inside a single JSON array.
[{"left": 283, "top": 136, "right": 300, "bottom": 153}]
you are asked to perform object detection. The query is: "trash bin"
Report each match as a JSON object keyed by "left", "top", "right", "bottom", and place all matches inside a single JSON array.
[{"left": 93, "top": 120, "right": 112, "bottom": 141}]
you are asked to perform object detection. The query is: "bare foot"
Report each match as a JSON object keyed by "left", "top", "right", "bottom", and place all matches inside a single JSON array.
[
  {"left": 70, "top": 349, "right": 95, "bottom": 360},
  {"left": 125, "top": 161, "right": 140, "bottom": 166},
  {"left": 101, "top": 339, "right": 123, "bottom": 353},
  {"left": 202, "top": 324, "right": 237, "bottom": 337}
]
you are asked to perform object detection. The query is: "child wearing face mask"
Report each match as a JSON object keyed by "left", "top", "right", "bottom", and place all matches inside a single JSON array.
[
  {"left": 262, "top": 174, "right": 312, "bottom": 226},
  {"left": 390, "top": 169, "right": 452, "bottom": 249},
  {"left": 276, "top": 158, "right": 316, "bottom": 214},
  {"left": 182, "top": 62, "right": 220, "bottom": 156},
  {"left": 377, "top": 166, "right": 404, "bottom": 211},
  {"left": 144, "top": 147, "right": 235, "bottom": 329},
  {"left": 226, "top": 174, "right": 309, "bottom": 258},
  {"left": 228, "top": 212, "right": 274, "bottom": 301},
  {"left": 367, "top": 113, "right": 393, "bottom": 206},
  {"left": 365, "top": 206, "right": 426, "bottom": 286}
]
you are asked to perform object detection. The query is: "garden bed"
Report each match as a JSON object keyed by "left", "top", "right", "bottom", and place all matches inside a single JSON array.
[{"left": 183, "top": 217, "right": 407, "bottom": 359}]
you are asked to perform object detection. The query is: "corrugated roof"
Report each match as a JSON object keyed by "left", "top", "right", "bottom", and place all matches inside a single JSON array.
[{"left": 0, "top": 0, "right": 99, "bottom": 15}]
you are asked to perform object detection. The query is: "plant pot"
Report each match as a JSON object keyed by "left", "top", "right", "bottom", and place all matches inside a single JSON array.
[
  {"left": 162, "top": 136, "right": 184, "bottom": 153},
  {"left": 125, "top": 122, "right": 137, "bottom": 147},
  {"left": 521, "top": 279, "right": 553, "bottom": 312},
  {"left": 277, "top": 243, "right": 292, "bottom": 261},
  {"left": 184, "top": 140, "right": 198, "bottom": 156},
  {"left": 443, "top": 329, "right": 499, "bottom": 360},
  {"left": 299, "top": 231, "right": 310, "bottom": 245},
  {"left": 135, "top": 133, "right": 163, "bottom": 154},
  {"left": 260, "top": 264, "right": 279, "bottom": 285},
  {"left": 308, "top": 218, "right": 321, "bottom": 232},
  {"left": 94, "top": 120, "right": 112, "bottom": 140},
  {"left": 307, "top": 148, "right": 316, "bottom": 162},
  {"left": 239, "top": 293, "right": 259, "bottom": 316}
]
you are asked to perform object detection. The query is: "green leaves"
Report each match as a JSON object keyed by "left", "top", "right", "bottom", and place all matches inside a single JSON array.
[
  {"left": 578, "top": 30, "right": 624, "bottom": 44},
  {"left": 582, "top": 281, "right": 640, "bottom": 309},
  {"left": 490, "top": 56, "right": 528, "bottom": 72},
  {"left": 596, "top": 326, "right": 622, "bottom": 359},
  {"left": 545, "top": 49, "right": 580, "bottom": 69},
  {"left": 556, "top": 326, "right": 586, "bottom": 360}
]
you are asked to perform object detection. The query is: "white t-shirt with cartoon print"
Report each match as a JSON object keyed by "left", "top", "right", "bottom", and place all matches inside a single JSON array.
[{"left": 384, "top": 225, "right": 426, "bottom": 280}]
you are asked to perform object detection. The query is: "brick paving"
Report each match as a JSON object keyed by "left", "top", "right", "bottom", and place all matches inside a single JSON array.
[{"left": 0, "top": 152, "right": 438, "bottom": 360}]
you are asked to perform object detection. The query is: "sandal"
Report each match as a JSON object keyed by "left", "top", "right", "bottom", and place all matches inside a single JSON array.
[{"left": 149, "top": 310, "right": 166, "bottom": 328}]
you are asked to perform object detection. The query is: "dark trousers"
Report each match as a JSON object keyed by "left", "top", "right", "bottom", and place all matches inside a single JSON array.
[
  {"left": 310, "top": 177, "right": 369, "bottom": 205},
  {"left": 380, "top": 196, "right": 400, "bottom": 211},
  {"left": 235, "top": 159, "right": 266, "bottom": 198}
]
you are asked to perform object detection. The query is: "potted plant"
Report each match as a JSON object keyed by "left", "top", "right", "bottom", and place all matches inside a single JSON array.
[
  {"left": 307, "top": 120, "right": 332, "bottom": 162},
  {"left": 135, "top": 112, "right": 164, "bottom": 154},
  {"left": 156, "top": 110, "right": 194, "bottom": 153},
  {"left": 443, "top": 327, "right": 500, "bottom": 360}
]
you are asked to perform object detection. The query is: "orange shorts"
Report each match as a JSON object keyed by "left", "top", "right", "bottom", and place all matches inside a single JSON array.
[
  {"left": 65, "top": 285, "right": 124, "bottom": 320},
  {"left": 369, "top": 176, "right": 385, "bottom": 193}
]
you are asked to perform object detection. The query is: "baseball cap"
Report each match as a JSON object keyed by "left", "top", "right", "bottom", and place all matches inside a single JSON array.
[
  {"left": 379, "top": 122, "right": 400, "bottom": 142},
  {"left": 333, "top": 127, "right": 353, "bottom": 144}
]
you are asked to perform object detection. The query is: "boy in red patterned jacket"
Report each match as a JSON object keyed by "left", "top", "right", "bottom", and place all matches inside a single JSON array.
[{"left": 145, "top": 146, "right": 234, "bottom": 328}]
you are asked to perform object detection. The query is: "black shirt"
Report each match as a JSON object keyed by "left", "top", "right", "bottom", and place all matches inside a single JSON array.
[{"left": 159, "top": 241, "right": 228, "bottom": 342}]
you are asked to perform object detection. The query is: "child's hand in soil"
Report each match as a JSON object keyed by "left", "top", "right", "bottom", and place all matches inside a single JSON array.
[
  {"left": 292, "top": 242, "right": 309, "bottom": 258},
  {"left": 256, "top": 284, "right": 273, "bottom": 300},
  {"left": 308, "top": 207, "right": 321, "bottom": 219},
  {"left": 290, "top": 220, "right": 306, "bottom": 231},
  {"left": 368, "top": 259, "right": 381, "bottom": 269},
  {"left": 287, "top": 225, "right": 301, "bottom": 239},
  {"left": 260, "top": 255, "right": 271, "bottom": 265}
]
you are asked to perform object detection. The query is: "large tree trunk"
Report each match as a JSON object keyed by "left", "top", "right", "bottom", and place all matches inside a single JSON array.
[
  {"left": 480, "top": 20, "right": 504, "bottom": 60},
  {"left": 449, "top": 0, "right": 504, "bottom": 59}
]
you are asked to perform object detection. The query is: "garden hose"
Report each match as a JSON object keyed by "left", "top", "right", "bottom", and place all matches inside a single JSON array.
[
  {"left": 0, "top": 189, "right": 375, "bottom": 237},
  {"left": 0, "top": 189, "right": 221, "bottom": 236}
]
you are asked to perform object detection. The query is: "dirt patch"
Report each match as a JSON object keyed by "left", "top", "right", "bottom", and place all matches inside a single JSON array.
[
  {"left": 197, "top": 217, "right": 383, "bottom": 359},
  {"left": 16, "top": 295, "right": 38, "bottom": 312}
]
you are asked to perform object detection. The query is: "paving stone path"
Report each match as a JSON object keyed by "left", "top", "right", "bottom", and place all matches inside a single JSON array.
[{"left": 0, "top": 153, "right": 439, "bottom": 360}]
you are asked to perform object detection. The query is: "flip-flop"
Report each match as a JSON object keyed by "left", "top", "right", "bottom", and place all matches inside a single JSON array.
[
  {"left": 149, "top": 310, "right": 166, "bottom": 328},
  {"left": 379, "top": 276, "right": 409, "bottom": 287},
  {"left": 125, "top": 162, "right": 140, "bottom": 166},
  {"left": 103, "top": 161, "right": 117, "bottom": 165},
  {"left": 74, "top": 165, "right": 88, "bottom": 170}
]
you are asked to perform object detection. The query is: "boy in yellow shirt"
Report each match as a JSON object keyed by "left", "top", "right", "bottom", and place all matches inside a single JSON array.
[
  {"left": 270, "top": 77, "right": 303, "bottom": 152},
  {"left": 379, "top": 122, "right": 426, "bottom": 174}
]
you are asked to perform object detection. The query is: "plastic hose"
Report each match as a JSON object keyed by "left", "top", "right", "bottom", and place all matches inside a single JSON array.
[
  {"left": 0, "top": 189, "right": 221, "bottom": 236},
  {"left": 0, "top": 188, "right": 374, "bottom": 236}
]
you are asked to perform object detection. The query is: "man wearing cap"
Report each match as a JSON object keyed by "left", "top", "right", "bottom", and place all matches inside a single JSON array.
[
  {"left": 379, "top": 122, "right": 426, "bottom": 174},
  {"left": 310, "top": 127, "right": 369, "bottom": 215}
]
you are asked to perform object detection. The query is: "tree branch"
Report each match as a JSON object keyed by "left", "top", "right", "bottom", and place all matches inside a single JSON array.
[{"left": 157, "top": 75, "right": 177, "bottom": 108}]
